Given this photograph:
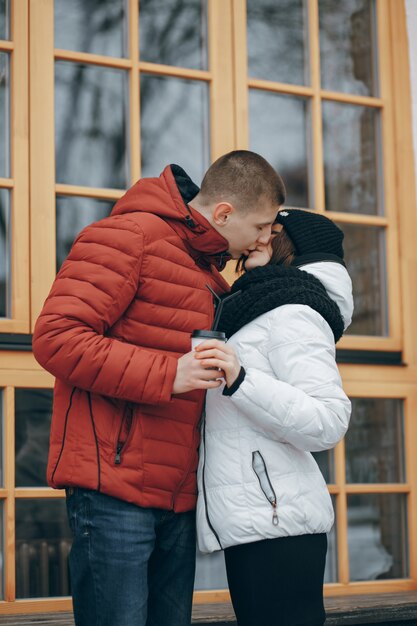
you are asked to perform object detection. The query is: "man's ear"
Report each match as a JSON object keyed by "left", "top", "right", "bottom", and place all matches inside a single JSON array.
[{"left": 212, "top": 202, "right": 235, "bottom": 227}]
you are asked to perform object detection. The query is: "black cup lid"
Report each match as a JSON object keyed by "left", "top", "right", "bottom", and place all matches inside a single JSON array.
[{"left": 191, "top": 330, "right": 226, "bottom": 340}]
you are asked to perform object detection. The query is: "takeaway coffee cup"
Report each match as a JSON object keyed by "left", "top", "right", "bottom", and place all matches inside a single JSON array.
[{"left": 191, "top": 329, "right": 226, "bottom": 351}]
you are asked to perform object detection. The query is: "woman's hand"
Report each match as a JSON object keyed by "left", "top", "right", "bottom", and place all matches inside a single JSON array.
[{"left": 194, "top": 339, "right": 241, "bottom": 388}]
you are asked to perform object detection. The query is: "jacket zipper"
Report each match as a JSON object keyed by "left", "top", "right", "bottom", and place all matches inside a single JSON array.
[
  {"left": 252, "top": 450, "right": 279, "bottom": 526},
  {"left": 201, "top": 416, "right": 223, "bottom": 549},
  {"left": 114, "top": 403, "right": 134, "bottom": 465},
  {"left": 51, "top": 387, "right": 77, "bottom": 484},
  {"left": 87, "top": 391, "right": 101, "bottom": 491},
  {"left": 171, "top": 295, "right": 216, "bottom": 512}
]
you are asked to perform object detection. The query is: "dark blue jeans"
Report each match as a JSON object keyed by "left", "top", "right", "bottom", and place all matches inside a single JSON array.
[{"left": 66, "top": 488, "right": 196, "bottom": 626}]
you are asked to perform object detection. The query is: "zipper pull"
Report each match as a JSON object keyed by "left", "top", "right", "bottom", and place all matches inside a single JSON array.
[
  {"left": 115, "top": 443, "right": 122, "bottom": 465},
  {"left": 272, "top": 502, "right": 278, "bottom": 526}
]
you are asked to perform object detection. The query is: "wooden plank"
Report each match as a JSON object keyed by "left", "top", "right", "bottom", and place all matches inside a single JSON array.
[
  {"left": 208, "top": 0, "right": 235, "bottom": 160},
  {"left": 29, "top": 0, "right": 56, "bottom": 329},
  {"left": 3, "top": 592, "right": 417, "bottom": 624},
  {"left": 308, "top": 0, "right": 325, "bottom": 212}
]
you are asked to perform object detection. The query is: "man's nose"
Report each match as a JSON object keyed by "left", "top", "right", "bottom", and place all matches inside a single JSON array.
[{"left": 257, "top": 230, "right": 271, "bottom": 245}]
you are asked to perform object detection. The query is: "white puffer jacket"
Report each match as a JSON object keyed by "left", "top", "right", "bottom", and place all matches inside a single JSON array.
[{"left": 197, "top": 261, "right": 354, "bottom": 554}]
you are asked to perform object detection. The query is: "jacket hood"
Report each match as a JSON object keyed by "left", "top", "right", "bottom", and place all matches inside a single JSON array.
[
  {"left": 298, "top": 261, "right": 354, "bottom": 330},
  {"left": 111, "top": 165, "right": 231, "bottom": 271}
]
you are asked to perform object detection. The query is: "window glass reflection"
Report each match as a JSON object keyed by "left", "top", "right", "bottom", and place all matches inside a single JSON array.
[
  {"left": 312, "top": 450, "right": 334, "bottom": 484},
  {"left": 55, "top": 61, "right": 129, "bottom": 189},
  {"left": 340, "top": 223, "right": 387, "bottom": 336},
  {"left": 0, "top": 389, "right": 4, "bottom": 486},
  {"left": 0, "top": 52, "right": 10, "bottom": 178},
  {"left": 247, "top": 0, "right": 308, "bottom": 85},
  {"left": 140, "top": 75, "right": 209, "bottom": 184},
  {"left": 0, "top": 390, "right": 3, "bottom": 487},
  {"left": 250, "top": 91, "right": 310, "bottom": 208},
  {"left": 15, "top": 499, "right": 72, "bottom": 598},
  {"left": 323, "top": 102, "right": 382, "bottom": 215},
  {"left": 54, "top": 0, "right": 127, "bottom": 57},
  {"left": 0, "top": 0, "right": 10, "bottom": 41},
  {"left": 0, "top": 190, "right": 10, "bottom": 318},
  {"left": 56, "top": 196, "right": 113, "bottom": 270},
  {"left": 346, "top": 399, "right": 404, "bottom": 484},
  {"left": 348, "top": 494, "right": 408, "bottom": 580},
  {"left": 324, "top": 497, "right": 337, "bottom": 583},
  {"left": 0, "top": 501, "right": 3, "bottom": 599},
  {"left": 319, "top": 0, "right": 377, "bottom": 96},
  {"left": 15, "top": 389, "right": 53, "bottom": 488},
  {"left": 195, "top": 549, "right": 228, "bottom": 591},
  {"left": 323, "top": 102, "right": 383, "bottom": 215},
  {"left": 139, "top": 0, "right": 208, "bottom": 70}
]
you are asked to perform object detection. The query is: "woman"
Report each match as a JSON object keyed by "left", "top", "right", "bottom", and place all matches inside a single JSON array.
[{"left": 195, "top": 209, "right": 353, "bottom": 626}]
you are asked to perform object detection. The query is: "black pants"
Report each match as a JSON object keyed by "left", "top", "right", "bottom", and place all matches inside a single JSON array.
[{"left": 224, "top": 533, "right": 327, "bottom": 626}]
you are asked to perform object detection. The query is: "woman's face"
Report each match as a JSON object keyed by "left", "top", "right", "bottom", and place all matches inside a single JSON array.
[{"left": 244, "top": 228, "right": 281, "bottom": 270}]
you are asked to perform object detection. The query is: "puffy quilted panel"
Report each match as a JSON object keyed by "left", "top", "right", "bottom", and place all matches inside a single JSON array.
[{"left": 33, "top": 166, "right": 230, "bottom": 512}]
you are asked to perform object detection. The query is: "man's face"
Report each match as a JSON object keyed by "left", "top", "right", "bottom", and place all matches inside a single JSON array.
[{"left": 221, "top": 202, "right": 279, "bottom": 259}]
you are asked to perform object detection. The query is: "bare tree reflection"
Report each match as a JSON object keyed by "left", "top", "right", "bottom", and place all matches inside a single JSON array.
[
  {"left": 139, "top": 0, "right": 207, "bottom": 70},
  {"left": 319, "top": 0, "right": 375, "bottom": 95},
  {"left": 54, "top": 0, "right": 125, "bottom": 57},
  {"left": 0, "top": 52, "right": 9, "bottom": 178},
  {"left": 0, "top": 191, "right": 8, "bottom": 317},
  {"left": 0, "top": 0, "right": 9, "bottom": 40},
  {"left": 247, "top": 0, "right": 307, "bottom": 85}
]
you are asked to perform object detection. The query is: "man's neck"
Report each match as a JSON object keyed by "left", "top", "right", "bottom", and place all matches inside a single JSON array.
[{"left": 188, "top": 195, "right": 213, "bottom": 226}]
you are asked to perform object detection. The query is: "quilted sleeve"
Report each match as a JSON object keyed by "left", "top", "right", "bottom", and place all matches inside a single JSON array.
[
  {"left": 32, "top": 216, "right": 178, "bottom": 404},
  {"left": 225, "top": 306, "right": 351, "bottom": 451}
]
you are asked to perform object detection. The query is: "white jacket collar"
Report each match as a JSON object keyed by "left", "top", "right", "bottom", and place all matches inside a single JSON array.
[{"left": 297, "top": 261, "right": 354, "bottom": 330}]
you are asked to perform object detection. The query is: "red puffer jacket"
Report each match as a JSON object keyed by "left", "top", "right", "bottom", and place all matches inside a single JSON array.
[{"left": 32, "top": 165, "right": 230, "bottom": 512}]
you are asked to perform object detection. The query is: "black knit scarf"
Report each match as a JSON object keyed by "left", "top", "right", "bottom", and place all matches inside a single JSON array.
[{"left": 218, "top": 264, "right": 345, "bottom": 343}]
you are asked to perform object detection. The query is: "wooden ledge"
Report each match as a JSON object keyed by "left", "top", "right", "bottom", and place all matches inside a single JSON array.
[{"left": 1, "top": 592, "right": 417, "bottom": 625}]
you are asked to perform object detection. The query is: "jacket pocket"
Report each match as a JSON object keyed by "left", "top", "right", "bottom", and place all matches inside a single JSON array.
[
  {"left": 252, "top": 450, "right": 278, "bottom": 526},
  {"left": 114, "top": 403, "right": 135, "bottom": 465}
]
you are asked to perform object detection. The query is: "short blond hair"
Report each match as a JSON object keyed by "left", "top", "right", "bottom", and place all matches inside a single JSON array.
[{"left": 199, "top": 150, "right": 286, "bottom": 212}]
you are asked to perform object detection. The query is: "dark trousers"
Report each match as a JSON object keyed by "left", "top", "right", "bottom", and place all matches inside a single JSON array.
[
  {"left": 224, "top": 533, "right": 327, "bottom": 626},
  {"left": 66, "top": 488, "right": 196, "bottom": 626}
]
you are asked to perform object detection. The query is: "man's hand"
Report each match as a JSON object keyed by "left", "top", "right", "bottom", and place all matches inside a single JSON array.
[
  {"left": 172, "top": 350, "right": 224, "bottom": 394},
  {"left": 194, "top": 339, "right": 241, "bottom": 388}
]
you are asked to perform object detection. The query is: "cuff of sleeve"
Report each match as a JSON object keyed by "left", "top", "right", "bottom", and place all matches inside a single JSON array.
[{"left": 223, "top": 366, "right": 246, "bottom": 397}]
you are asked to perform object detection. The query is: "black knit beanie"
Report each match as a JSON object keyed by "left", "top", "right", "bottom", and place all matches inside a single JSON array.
[{"left": 275, "top": 209, "right": 344, "bottom": 263}]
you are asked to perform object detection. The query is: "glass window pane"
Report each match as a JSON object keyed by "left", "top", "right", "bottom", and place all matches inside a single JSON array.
[
  {"left": 0, "top": 189, "right": 10, "bottom": 318},
  {"left": 324, "top": 496, "right": 337, "bottom": 583},
  {"left": 139, "top": 0, "right": 208, "bottom": 71},
  {"left": 55, "top": 61, "right": 129, "bottom": 189},
  {"left": 312, "top": 450, "right": 334, "bottom": 484},
  {"left": 0, "top": 389, "right": 3, "bottom": 486},
  {"left": 340, "top": 223, "right": 388, "bottom": 336},
  {"left": 15, "top": 499, "right": 72, "bottom": 598},
  {"left": 346, "top": 399, "right": 405, "bottom": 484},
  {"left": 56, "top": 196, "right": 113, "bottom": 269},
  {"left": 247, "top": 0, "right": 308, "bottom": 85},
  {"left": 15, "top": 389, "right": 53, "bottom": 488},
  {"left": 0, "top": 52, "right": 10, "bottom": 178},
  {"left": 319, "top": 0, "right": 378, "bottom": 96},
  {"left": 0, "top": 501, "right": 3, "bottom": 599},
  {"left": 348, "top": 494, "right": 408, "bottom": 581},
  {"left": 195, "top": 549, "right": 228, "bottom": 591},
  {"left": 250, "top": 91, "right": 310, "bottom": 208},
  {"left": 54, "top": 0, "right": 127, "bottom": 58},
  {"left": 323, "top": 102, "right": 382, "bottom": 215},
  {"left": 0, "top": 0, "right": 10, "bottom": 41},
  {"left": 140, "top": 75, "right": 209, "bottom": 184}
]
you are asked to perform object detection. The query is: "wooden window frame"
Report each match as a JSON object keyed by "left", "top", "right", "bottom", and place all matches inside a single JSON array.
[
  {"left": 0, "top": 0, "right": 417, "bottom": 615},
  {"left": 230, "top": 0, "right": 406, "bottom": 353},
  {"left": 0, "top": 0, "right": 29, "bottom": 333},
  {"left": 30, "top": 0, "right": 236, "bottom": 328}
]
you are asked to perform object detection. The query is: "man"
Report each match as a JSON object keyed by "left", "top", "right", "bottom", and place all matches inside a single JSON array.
[{"left": 32, "top": 150, "right": 285, "bottom": 626}]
